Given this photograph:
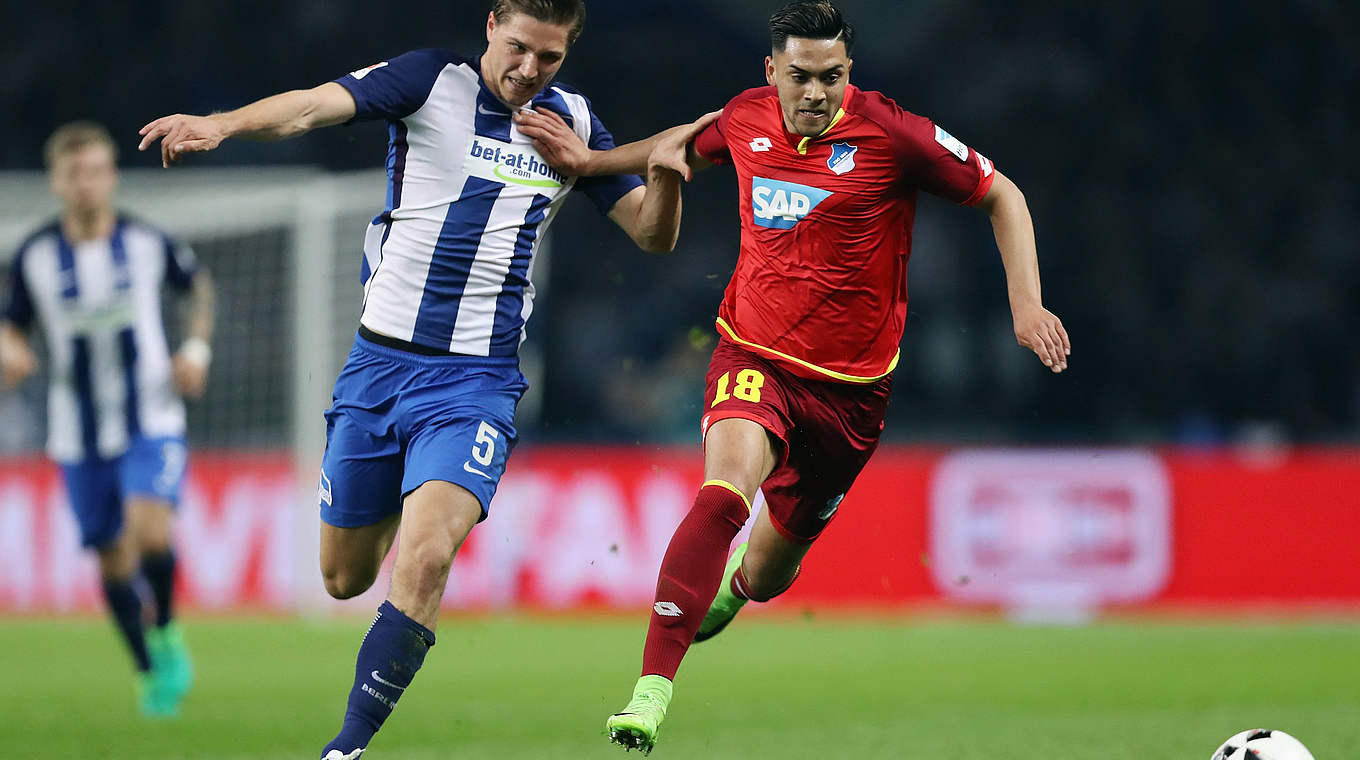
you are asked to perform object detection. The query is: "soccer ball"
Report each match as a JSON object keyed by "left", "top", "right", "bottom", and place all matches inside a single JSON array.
[{"left": 1211, "top": 729, "right": 1315, "bottom": 760}]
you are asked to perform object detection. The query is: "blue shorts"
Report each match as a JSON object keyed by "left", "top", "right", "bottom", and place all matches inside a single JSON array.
[
  {"left": 60, "top": 435, "right": 189, "bottom": 549},
  {"left": 318, "top": 332, "right": 527, "bottom": 529}
]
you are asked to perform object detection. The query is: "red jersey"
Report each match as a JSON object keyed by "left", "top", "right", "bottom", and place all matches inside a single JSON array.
[{"left": 693, "top": 85, "right": 995, "bottom": 383}]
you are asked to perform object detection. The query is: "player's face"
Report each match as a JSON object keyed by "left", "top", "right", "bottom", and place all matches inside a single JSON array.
[
  {"left": 49, "top": 143, "right": 118, "bottom": 215},
  {"left": 481, "top": 11, "right": 571, "bottom": 108},
  {"left": 766, "top": 37, "right": 853, "bottom": 137}
]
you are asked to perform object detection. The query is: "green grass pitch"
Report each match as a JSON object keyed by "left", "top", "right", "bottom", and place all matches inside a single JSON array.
[{"left": 9, "top": 614, "right": 1359, "bottom": 758}]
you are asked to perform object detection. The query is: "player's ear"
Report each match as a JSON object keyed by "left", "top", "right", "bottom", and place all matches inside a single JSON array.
[
  {"left": 764, "top": 55, "right": 775, "bottom": 86},
  {"left": 486, "top": 11, "right": 497, "bottom": 43}
]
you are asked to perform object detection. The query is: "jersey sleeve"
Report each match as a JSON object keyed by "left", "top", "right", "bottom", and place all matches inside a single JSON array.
[
  {"left": 693, "top": 114, "right": 731, "bottom": 165},
  {"left": 334, "top": 48, "right": 457, "bottom": 122},
  {"left": 860, "top": 92, "right": 995, "bottom": 205},
  {"left": 3, "top": 246, "right": 34, "bottom": 328},
  {"left": 693, "top": 88, "right": 769, "bottom": 166},
  {"left": 572, "top": 111, "right": 644, "bottom": 215},
  {"left": 162, "top": 233, "right": 199, "bottom": 291}
]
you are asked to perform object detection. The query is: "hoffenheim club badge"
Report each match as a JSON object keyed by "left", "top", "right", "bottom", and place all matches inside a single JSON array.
[{"left": 828, "top": 142, "right": 858, "bottom": 175}]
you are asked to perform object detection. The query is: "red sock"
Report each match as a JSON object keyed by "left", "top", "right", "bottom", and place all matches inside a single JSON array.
[{"left": 641, "top": 481, "right": 750, "bottom": 679}]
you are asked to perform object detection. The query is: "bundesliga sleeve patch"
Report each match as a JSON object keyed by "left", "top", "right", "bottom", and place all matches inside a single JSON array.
[
  {"left": 349, "top": 61, "right": 389, "bottom": 80},
  {"left": 934, "top": 125, "right": 970, "bottom": 162},
  {"left": 977, "top": 153, "right": 993, "bottom": 177}
]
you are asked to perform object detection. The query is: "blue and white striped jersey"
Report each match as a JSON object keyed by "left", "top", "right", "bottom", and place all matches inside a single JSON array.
[
  {"left": 335, "top": 49, "right": 642, "bottom": 355},
  {"left": 4, "top": 216, "right": 197, "bottom": 463}
]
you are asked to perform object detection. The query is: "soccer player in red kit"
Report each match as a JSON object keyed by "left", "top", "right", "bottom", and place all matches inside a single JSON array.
[{"left": 518, "top": 1, "right": 1070, "bottom": 752}]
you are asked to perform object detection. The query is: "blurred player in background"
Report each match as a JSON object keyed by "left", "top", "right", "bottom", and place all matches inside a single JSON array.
[
  {"left": 517, "top": 0, "right": 1071, "bottom": 751},
  {"left": 138, "top": 1, "right": 707, "bottom": 757},
  {"left": 0, "top": 121, "right": 214, "bottom": 717}
]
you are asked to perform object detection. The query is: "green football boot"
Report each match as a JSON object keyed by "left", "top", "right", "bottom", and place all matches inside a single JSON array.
[
  {"left": 147, "top": 622, "right": 195, "bottom": 702},
  {"left": 136, "top": 670, "right": 178, "bottom": 718},
  {"left": 693, "top": 542, "right": 749, "bottom": 643},
  {"left": 605, "top": 675, "right": 673, "bottom": 754}
]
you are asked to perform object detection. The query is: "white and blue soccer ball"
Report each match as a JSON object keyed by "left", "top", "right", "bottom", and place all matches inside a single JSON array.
[{"left": 1211, "top": 729, "right": 1315, "bottom": 760}]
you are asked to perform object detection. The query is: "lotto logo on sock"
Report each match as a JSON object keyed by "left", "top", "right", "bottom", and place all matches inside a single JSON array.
[{"left": 653, "top": 601, "right": 683, "bottom": 617}]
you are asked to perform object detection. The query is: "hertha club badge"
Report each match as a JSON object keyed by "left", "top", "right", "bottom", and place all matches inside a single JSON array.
[{"left": 827, "top": 142, "right": 858, "bottom": 175}]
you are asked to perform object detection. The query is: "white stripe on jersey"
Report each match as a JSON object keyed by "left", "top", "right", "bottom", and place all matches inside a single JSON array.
[{"left": 446, "top": 185, "right": 535, "bottom": 356}]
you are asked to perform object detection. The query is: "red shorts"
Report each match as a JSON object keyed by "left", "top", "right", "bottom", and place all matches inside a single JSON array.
[{"left": 701, "top": 337, "right": 892, "bottom": 542}]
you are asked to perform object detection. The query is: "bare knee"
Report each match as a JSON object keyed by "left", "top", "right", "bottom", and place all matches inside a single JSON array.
[
  {"left": 125, "top": 499, "right": 174, "bottom": 555},
  {"left": 399, "top": 533, "right": 459, "bottom": 595},
  {"left": 321, "top": 562, "right": 378, "bottom": 600},
  {"left": 318, "top": 515, "right": 401, "bottom": 600},
  {"left": 740, "top": 519, "right": 810, "bottom": 601},
  {"left": 741, "top": 563, "right": 801, "bottom": 602},
  {"left": 704, "top": 418, "right": 777, "bottom": 499},
  {"left": 97, "top": 534, "right": 139, "bottom": 583}
]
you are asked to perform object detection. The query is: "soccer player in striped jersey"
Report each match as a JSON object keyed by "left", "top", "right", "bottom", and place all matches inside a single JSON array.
[
  {"left": 519, "top": 1, "right": 1072, "bottom": 752},
  {"left": 138, "top": 1, "right": 706, "bottom": 757},
  {"left": 1, "top": 122, "right": 214, "bottom": 717}
]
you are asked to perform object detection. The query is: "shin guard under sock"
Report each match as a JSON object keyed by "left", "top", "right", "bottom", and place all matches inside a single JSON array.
[
  {"left": 640, "top": 481, "right": 750, "bottom": 679},
  {"left": 321, "top": 600, "right": 435, "bottom": 757}
]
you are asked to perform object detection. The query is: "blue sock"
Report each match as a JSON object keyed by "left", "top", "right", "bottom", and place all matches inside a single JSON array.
[
  {"left": 322, "top": 600, "right": 435, "bottom": 757},
  {"left": 102, "top": 579, "right": 151, "bottom": 672},
  {"left": 141, "top": 551, "right": 176, "bottom": 628}
]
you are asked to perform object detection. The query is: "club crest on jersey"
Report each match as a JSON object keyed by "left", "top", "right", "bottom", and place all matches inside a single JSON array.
[
  {"left": 464, "top": 137, "right": 565, "bottom": 191},
  {"left": 827, "top": 142, "right": 858, "bottom": 175},
  {"left": 751, "top": 177, "right": 833, "bottom": 230}
]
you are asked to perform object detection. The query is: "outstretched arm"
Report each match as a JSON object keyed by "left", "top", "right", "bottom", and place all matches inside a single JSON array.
[
  {"left": 138, "top": 83, "right": 357, "bottom": 168},
  {"left": 976, "top": 170, "right": 1070, "bottom": 373},
  {"left": 516, "top": 109, "right": 718, "bottom": 178},
  {"left": 605, "top": 113, "right": 718, "bottom": 252}
]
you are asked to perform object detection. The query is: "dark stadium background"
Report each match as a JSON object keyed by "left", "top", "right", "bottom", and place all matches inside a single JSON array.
[
  {"left": 4, "top": 5, "right": 1359, "bottom": 759},
  {"left": 4, "top": 0, "right": 1356, "bottom": 446}
]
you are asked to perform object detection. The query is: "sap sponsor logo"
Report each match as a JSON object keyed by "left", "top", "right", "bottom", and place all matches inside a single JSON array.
[
  {"left": 934, "top": 125, "right": 970, "bottom": 162},
  {"left": 465, "top": 138, "right": 565, "bottom": 191},
  {"left": 749, "top": 137, "right": 773, "bottom": 152},
  {"left": 751, "top": 177, "right": 833, "bottom": 229},
  {"left": 349, "top": 62, "right": 389, "bottom": 80},
  {"left": 977, "top": 153, "right": 993, "bottom": 178},
  {"left": 827, "top": 142, "right": 858, "bottom": 175}
]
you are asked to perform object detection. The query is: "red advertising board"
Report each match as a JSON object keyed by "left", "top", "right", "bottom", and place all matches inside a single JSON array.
[{"left": 0, "top": 447, "right": 1357, "bottom": 613}]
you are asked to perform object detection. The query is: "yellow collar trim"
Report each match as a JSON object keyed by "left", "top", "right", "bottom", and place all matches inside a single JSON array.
[{"left": 796, "top": 108, "right": 847, "bottom": 155}]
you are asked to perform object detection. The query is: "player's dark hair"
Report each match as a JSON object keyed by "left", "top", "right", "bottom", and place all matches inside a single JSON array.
[
  {"left": 43, "top": 121, "right": 117, "bottom": 168},
  {"left": 492, "top": 0, "right": 586, "bottom": 45},
  {"left": 769, "top": 1, "right": 854, "bottom": 56}
]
